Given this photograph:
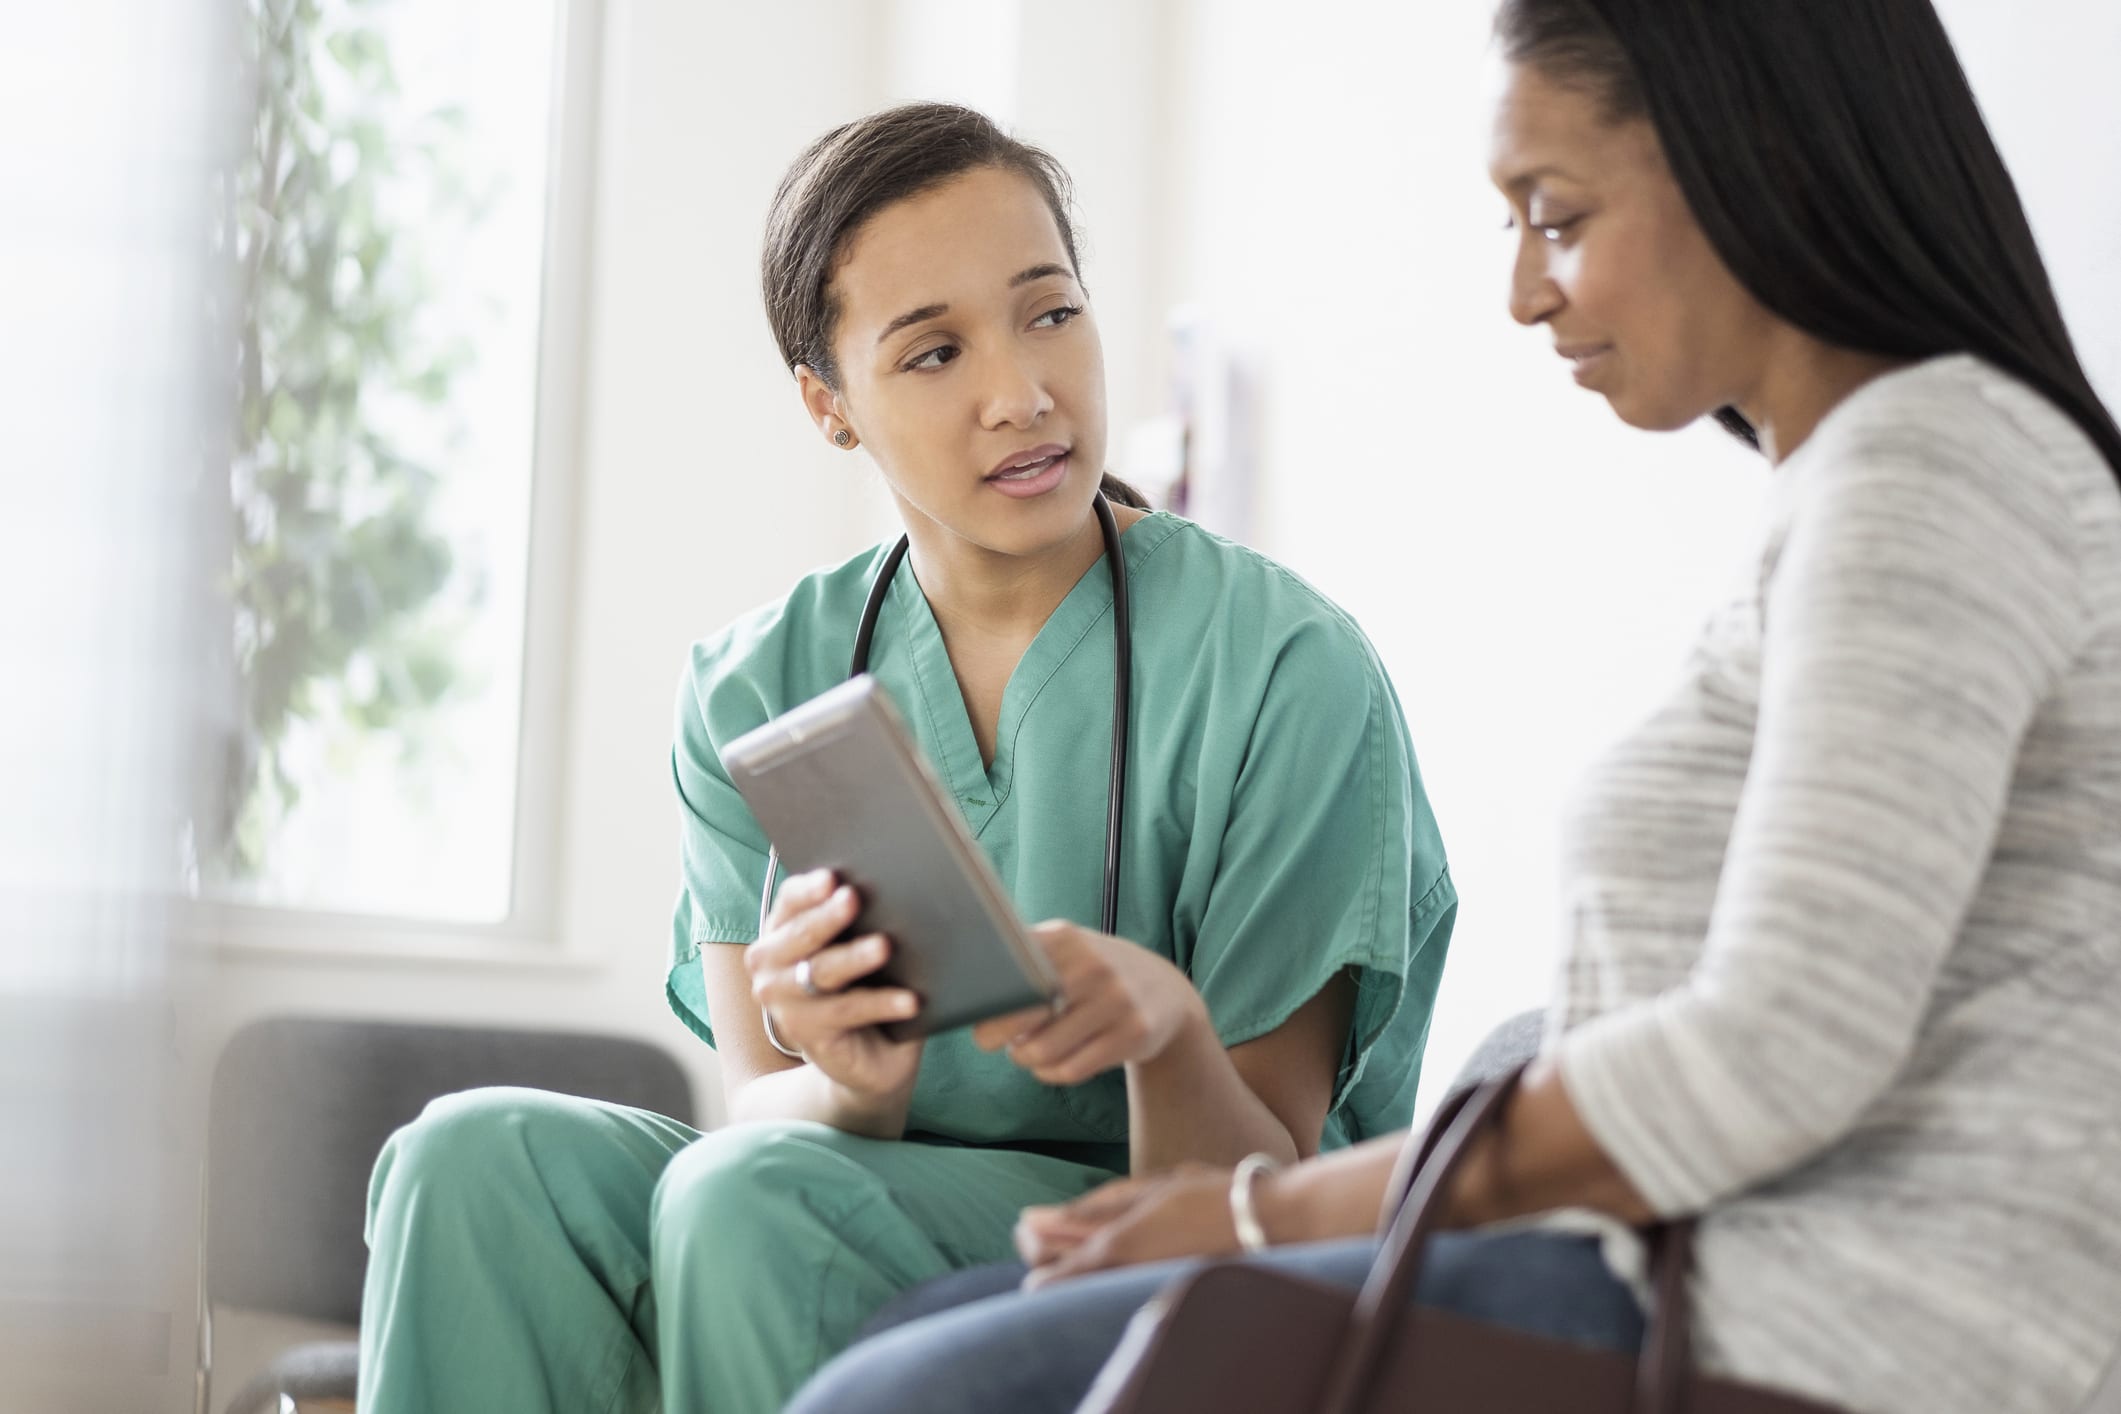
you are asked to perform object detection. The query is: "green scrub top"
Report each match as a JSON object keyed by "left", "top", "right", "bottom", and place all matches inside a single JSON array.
[{"left": 668, "top": 511, "right": 1455, "bottom": 1174}]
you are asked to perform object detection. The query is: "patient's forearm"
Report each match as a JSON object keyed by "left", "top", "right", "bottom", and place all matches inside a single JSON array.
[
  {"left": 1254, "top": 1132, "right": 1403, "bottom": 1243},
  {"left": 1253, "top": 1057, "right": 1654, "bottom": 1243},
  {"left": 1442, "top": 1057, "right": 1654, "bottom": 1226}
]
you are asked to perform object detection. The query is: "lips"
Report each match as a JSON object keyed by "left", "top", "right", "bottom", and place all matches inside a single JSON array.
[
  {"left": 1556, "top": 344, "right": 1613, "bottom": 388},
  {"left": 989, "top": 454, "right": 1063, "bottom": 482},
  {"left": 987, "top": 443, "right": 1071, "bottom": 481},
  {"left": 983, "top": 444, "right": 1072, "bottom": 500}
]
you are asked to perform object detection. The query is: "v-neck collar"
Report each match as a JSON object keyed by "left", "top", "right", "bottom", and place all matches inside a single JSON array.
[{"left": 888, "top": 512, "right": 1176, "bottom": 836}]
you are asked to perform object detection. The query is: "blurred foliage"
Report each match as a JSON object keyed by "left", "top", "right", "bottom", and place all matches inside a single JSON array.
[{"left": 216, "top": 0, "right": 491, "bottom": 878}]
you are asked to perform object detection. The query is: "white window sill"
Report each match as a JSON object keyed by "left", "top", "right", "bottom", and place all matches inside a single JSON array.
[{"left": 189, "top": 904, "right": 605, "bottom": 973}]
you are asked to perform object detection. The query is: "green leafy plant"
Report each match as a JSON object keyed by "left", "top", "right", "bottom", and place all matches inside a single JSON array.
[{"left": 217, "top": 0, "right": 489, "bottom": 879}]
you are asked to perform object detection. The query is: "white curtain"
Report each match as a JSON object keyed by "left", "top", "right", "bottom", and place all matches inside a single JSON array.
[{"left": 0, "top": 4, "right": 235, "bottom": 1409}]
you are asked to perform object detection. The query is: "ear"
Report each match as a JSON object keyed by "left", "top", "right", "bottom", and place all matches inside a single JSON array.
[{"left": 793, "top": 365, "right": 856, "bottom": 449}]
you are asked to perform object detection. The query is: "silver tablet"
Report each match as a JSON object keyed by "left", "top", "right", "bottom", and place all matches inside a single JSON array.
[{"left": 719, "top": 675, "right": 1061, "bottom": 1040}]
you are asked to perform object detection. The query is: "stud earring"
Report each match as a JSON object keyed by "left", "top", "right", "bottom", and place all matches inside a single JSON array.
[{"left": 833, "top": 428, "right": 852, "bottom": 448}]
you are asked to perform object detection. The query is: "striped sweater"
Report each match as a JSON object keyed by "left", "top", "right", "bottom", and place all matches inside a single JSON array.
[{"left": 1548, "top": 355, "right": 2121, "bottom": 1414}]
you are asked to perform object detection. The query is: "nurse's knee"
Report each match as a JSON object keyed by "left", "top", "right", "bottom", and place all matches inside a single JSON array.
[
  {"left": 367, "top": 1086, "right": 599, "bottom": 1236},
  {"left": 650, "top": 1121, "right": 874, "bottom": 1261}
]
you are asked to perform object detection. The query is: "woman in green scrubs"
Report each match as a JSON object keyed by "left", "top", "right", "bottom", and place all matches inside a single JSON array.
[{"left": 356, "top": 101, "right": 1454, "bottom": 1414}]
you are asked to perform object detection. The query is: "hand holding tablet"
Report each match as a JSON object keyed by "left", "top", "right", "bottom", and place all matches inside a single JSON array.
[{"left": 721, "top": 677, "right": 1063, "bottom": 1041}]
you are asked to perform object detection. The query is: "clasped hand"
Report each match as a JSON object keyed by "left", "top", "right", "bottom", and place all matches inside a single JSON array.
[{"left": 1013, "top": 1164, "right": 1244, "bottom": 1288}]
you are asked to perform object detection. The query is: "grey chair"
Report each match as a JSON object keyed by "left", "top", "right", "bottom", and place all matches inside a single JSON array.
[
  {"left": 1445, "top": 1007, "right": 1545, "bottom": 1090},
  {"left": 202, "top": 1015, "right": 695, "bottom": 1414}
]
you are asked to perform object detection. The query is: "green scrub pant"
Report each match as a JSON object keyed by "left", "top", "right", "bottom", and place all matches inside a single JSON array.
[{"left": 357, "top": 1087, "right": 1112, "bottom": 1414}]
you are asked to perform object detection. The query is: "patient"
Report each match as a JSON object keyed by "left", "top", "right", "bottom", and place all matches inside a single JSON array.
[{"left": 786, "top": 2, "right": 2121, "bottom": 1413}]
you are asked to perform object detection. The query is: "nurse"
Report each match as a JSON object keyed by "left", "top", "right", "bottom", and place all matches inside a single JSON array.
[{"left": 355, "top": 101, "right": 1454, "bottom": 1414}]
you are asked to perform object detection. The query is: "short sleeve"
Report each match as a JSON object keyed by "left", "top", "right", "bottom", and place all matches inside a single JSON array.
[
  {"left": 665, "top": 637, "right": 777, "bottom": 1048},
  {"left": 1187, "top": 616, "right": 1455, "bottom": 1146}
]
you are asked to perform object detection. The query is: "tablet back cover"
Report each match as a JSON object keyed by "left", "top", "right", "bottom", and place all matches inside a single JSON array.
[{"left": 720, "top": 676, "right": 1057, "bottom": 1038}]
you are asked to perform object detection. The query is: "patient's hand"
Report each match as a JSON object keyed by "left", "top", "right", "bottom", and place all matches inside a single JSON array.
[{"left": 1015, "top": 1164, "right": 1238, "bottom": 1288}]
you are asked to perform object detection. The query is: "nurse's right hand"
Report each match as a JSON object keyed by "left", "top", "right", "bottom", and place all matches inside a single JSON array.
[{"left": 748, "top": 869, "right": 925, "bottom": 1102}]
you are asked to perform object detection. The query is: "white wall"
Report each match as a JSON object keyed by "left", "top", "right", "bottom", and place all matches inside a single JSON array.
[
  {"left": 207, "top": 0, "right": 2121, "bottom": 1132},
  {"left": 1933, "top": 0, "right": 2121, "bottom": 393}
]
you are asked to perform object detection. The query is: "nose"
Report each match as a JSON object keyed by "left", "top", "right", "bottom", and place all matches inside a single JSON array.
[
  {"left": 976, "top": 347, "right": 1054, "bottom": 432},
  {"left": 1508, "top": 237, "right": 1564, "bottom": 327}
]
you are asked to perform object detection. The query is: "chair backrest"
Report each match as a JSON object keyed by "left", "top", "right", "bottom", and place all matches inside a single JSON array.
[
  {"left": 205, "top": 1015, "right": 695, "bottom": 1326},
  {"left": 1447, "top": 1009, "right": 1545, "bottom": 1092}
]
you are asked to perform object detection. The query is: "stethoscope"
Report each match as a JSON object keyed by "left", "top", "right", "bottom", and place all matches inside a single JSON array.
[{"left": 756, "top": 493, "right": 1133, "bottom": 1055}]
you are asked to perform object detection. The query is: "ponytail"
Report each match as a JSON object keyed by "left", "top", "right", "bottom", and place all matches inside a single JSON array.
[{"left": 1097, "top": 472, "right": 1153, "bottom": 511}]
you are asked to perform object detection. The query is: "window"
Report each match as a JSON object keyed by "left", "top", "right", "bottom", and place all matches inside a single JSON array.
[{"left": 208, "top": 0, "right": 584, "bottom": 929}]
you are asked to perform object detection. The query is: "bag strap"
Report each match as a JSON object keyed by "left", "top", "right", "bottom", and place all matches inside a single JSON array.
[
  {"left": 1639, "top": 1217, "right": 1699, "bottom": 1414},
  {"left": 1316, "top": 1063, "right": 1703, "bottom": 1414},
  {"left": 1313, "top": 1070, "right": 1522, "bottom": 1414},
  {"left": 1370, "top": 1078, "right": 1484, "bottom": 1233}
]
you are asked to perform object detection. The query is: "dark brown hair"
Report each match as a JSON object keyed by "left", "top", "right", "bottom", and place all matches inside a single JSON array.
[
  {"left": 1494, "top": 0, "right": 2121, "bottom": 485},
  {"left": 761, "top": 102, "right": 1149, "bottom": 509}
]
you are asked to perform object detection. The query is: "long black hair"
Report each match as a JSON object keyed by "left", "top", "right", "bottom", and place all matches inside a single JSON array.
[{"left": 1496, "top": 0, "right": 2121, "bottom": 484}]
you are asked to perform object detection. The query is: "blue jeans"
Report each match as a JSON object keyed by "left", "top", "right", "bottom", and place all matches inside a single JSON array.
[{"left": 786, "top": 1229, "right": 1643, "bottom": 1414}]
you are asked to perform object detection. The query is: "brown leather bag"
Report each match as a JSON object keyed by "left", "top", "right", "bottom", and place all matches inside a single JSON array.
[{"left": 1079, "top": 1066, "right": 1847, "bottom": 1414}]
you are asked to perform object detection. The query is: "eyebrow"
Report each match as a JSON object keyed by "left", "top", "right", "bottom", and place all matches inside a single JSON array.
[
  {"left": 873, "top": 264, "right": 1078, "bottom": 346},
  {"left": 1497, "top": 163, "right": 1576, "bottom": 193},
  {"left": 875, "top": 304, "right": 947, "bottom": 346},
  {"left": 1010, "top": 262, "right": 1074, "bottom": 288}
]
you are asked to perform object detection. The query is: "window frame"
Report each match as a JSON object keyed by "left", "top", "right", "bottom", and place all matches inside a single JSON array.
[{"left": 199, "top": 0, "right": 604, "bottom": 966}]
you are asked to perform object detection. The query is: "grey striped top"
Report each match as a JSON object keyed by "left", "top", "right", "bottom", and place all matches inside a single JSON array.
[{"left": 1548, "top": 355, "right": 2121, "bottom": 1414}]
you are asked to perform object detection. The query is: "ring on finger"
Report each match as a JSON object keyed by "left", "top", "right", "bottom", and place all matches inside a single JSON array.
[{"left": 795, "top": 957, "right": 822, "bottom": 998}]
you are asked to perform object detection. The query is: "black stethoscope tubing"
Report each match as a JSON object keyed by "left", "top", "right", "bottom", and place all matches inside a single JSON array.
[{"left": 762, "top": 492, "right": 1133, "bottom": 938}]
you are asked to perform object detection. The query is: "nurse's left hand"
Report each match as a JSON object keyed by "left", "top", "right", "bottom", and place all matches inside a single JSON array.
[{"left": 972, "top": 921, "right": 1209, "bottom": 1086}]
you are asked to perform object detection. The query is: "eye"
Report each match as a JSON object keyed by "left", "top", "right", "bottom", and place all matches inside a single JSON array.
[
  {"left": 1534, "top": 215, "right": 1583, "bottom": 243},
  {"left": 902, "top": 342, "right": 960, "bottom": 373},
  {"left": 1031, "top": 303, "right": 1084, "bottom": 330}
]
